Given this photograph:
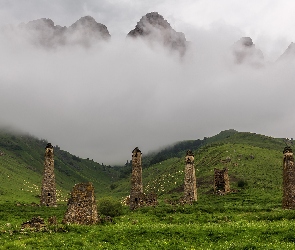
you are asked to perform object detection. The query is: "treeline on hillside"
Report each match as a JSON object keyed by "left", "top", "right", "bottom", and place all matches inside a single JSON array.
[
  {"left": 141, "top": 129, "right": 239, "bottom": 167},
  {"left": 113, "top": 141, "right": 203, "bottom": 179},
  {"left": 113, "top": 129, "right": 236, "bottom": 172},
  {"left": 142, "top": 140, "right": 204, "bottom": 167}
]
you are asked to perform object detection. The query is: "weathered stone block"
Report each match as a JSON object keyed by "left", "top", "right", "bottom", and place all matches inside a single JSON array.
[
  {"left": 21, "top": 216, "right": 45, "bottom": 230},
  {"left": 214, "top": 168, "right": 230, "bottom": 195},
  {"left": 63, "top": 182, "right": 99, "bottom": 225}
]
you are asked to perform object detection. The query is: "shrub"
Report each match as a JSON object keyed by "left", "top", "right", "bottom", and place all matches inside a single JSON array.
[
  {"left": 238, "top": 180, "right": 248, "bottom": 188},
  {"left": 109, "top": 183, "right": 118, "bottom": 190},
  {"left": 98, "top": 197, "right": 124, "bottom": 217}
]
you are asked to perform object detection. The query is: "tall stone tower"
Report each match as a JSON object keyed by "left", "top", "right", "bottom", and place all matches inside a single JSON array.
[
  {"left": 183, "top": 150, "right": 197, "bottom": 203},
  {"left": 214, "top": 168, "right": 230, "bottom": 194},
  {"left": 40, "top": 143, "right": 56, "bottom": 206},
  {"left": 283, "top": 146, "right": 295, "bottom": 209},
  {"left": 130, "top": 147, "right": 143, "bottom": 210}
]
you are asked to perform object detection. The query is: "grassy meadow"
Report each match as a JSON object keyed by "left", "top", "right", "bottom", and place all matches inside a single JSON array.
[
  {"left": 1, "top": 194, "right": 295, "bottom": 249},
  {"left": 1, "top": 129, "right": 295, "bottom": 249}
]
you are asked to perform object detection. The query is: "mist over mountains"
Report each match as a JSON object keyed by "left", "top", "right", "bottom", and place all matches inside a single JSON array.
[
  {"left": 8, "top": 12, "right": 294, "bottom": 61},
  {"left": 18, "top": 16, "right": 110, "bottom": 48},
  {"left": 0, "top": 12, "right": 294, "bottom": 164}
]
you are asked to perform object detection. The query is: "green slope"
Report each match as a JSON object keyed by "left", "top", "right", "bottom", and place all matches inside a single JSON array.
[
  {"left": 0, "top": 128, "right": 289, "bottom": 205},
  {"left": 141, "top": 129, "right": 239, "bottom": 167},
  {"left": 113, "top": 130, "right": 287, "bottom": 206},
  {"left": 0, "top": 129, "right": 294, "bottom": 249},
  {"left": 0, "top": 129, "right": 118, "bottom": 204}
]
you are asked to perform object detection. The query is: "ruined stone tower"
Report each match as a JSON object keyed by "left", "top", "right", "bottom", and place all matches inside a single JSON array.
[
  {"left": 63, "top": 182, "right": 99, "bottom": 224},
  {"left": 130, "top": 147, "right": 143, "bottom": 210},
  {"left": 183, "top": 150, "right": 197, "bottom": 203},
  {"left": 40, "top": 143, "right": 56, "bottom": 206},
  {"left": 282, "top": 146, "right": 295, "bottom": 209},
  {"left": 214, "top": 168, "right": 230, "bottom": 194}
]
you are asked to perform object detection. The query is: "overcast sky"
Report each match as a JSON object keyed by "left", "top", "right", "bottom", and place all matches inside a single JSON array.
[{"left": 0, "top": 0, "right": 295, "bottom": 164}]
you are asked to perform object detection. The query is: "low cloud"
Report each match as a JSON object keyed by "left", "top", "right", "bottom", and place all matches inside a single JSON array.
[{"left": 0, "top": 20, "right": 294, "bottom": 164}]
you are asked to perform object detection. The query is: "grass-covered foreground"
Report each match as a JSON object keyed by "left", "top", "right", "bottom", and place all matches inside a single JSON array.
[
  {"left": 0, "top": 129, "right": 292, "bottom": 249},
  {"left": 1, "top": 192, "right": 295, "bottom": 250}
]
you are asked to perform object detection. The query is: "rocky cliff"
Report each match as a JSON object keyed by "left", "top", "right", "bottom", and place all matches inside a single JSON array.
[
  {"left": 19, "top": 16, "right": 110, "bottom": 48},
  {"left": 127, "top": 12, "right": 188, "bottom": 55},
  {"left": 277, "top": 42, "right": 295, "bottom": 61},
  {"left": 232, "top": 37, "right": 264, "bottom": 67}
]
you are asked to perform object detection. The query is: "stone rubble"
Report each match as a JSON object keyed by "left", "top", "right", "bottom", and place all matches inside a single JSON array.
[{"left": 21, "top": 216, "right": 45, "bottom": 230}]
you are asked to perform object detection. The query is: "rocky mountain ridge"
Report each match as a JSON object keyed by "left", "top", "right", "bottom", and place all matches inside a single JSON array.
[
  {"left": 127, "top": 12, "right": 188, "bottom": 55},
  {"left": 231, "top": 37, "right": 264, "bottom": 67},
  {"left": 277, "top": 42, "right": 295, "bottom": 61},
  {"left": 14, "top": 12, "right": 295, "bottom": 61},
  {"left": 19, "top": 16, "right": 110, "bottom": 48}
]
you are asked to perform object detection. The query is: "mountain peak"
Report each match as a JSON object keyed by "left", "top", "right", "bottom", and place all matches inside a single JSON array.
[
  {"left": 239, "top": 37, "right": 254, "bottom": 47},
  {"left": 232, "top": 37, "right": 264, "bottom": 67},
  {"left": 128, "top": 12, "right": 171, "bottom": 37},
  {"left": 127, "top": 12, "right": 188, "bottom": 55},
  {"left": 19, "top": 16, "right": 110, "bottom": 48},
  {"left": 69, "top": 16, "right": 110, "bottom": 39},
  {"left": 24, "top": 18, "right": 56, "bottom": 30},
  {"left": 277, "top": 42, "right": 295, "bottom": 61}
]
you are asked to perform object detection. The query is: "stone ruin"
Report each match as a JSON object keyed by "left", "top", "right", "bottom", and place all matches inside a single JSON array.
[
  {"left": 21, "top": 216, "right": 45, "bottom": 230},
  {"left": 130, "top": 147, "right": 143, "bottom": 210},
  {"left": 145, "top": 192, "right": 158, "bottom": 206},
  {"left": 63, "top": 182, "right": 99, "bottom": 225},
  {"left": 282, "top": 146, "right": 295, "bottom": 209},
  {"left": 48, "top": 216, "right": 57, "bottom": 225},
  {"left": 214, "top": 168, "right": 230, "bottom": 195},
  {"left": 129, "top": 147, "right": 157, "bottom": 210},
  {"left": 40, "top": 143, "right": 56, "bottom": 206},
  {"left": 182, "top": 150, "right": 197, "bottom": 204}
]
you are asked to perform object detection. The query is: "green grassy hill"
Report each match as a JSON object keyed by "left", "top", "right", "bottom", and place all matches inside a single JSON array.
[
  {"left": 141, "top": 129, "right": 238, "bottom": 167},
  {"left": 1, "top": 129, "right": 295, "bottom": 249},
  {"left": 0, "top": 128, "right": 118, "bottom": 204},
  {"left": 113, "top": 130, "right": 287, "bottom": 206},
  {"left": 0, "top": 128, "right": 289, "bottom": 205}
]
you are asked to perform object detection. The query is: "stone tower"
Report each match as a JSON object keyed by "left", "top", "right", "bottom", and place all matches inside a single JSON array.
[
  {"left": 130, "top": 147, "right": 143, "bottom": 210},
  {"left": 183, "top": 150, "right": 197, "bottom": 203},
  {"left": 40, "top": 143, "right": 56, "bottom": 206},
  {"left": 282, "top": 146, "right": 295, "bottom": 209},
  {"left": 214, "top": 168, "right": 230, "bottom": 194},
  {"left": 63, "top": 182, "right": 98, "bottom": 225}
]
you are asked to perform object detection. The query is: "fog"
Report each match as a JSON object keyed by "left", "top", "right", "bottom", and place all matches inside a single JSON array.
[{"left": 0, "top": 2, "right": 295, "bottom": 164}]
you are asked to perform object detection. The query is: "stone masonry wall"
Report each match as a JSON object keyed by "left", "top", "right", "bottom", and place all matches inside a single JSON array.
[
  {"left": 130, "top": 147, "right": 143, "bottom": 210},
  {"left": 63, "top": 182, "right": 99, "bottom": 224},
  {"left": 129, "top": 147, "right": 158, "bottom": 209},
  {"left": 183, "top": 150, "right": 197, "bottom": 204},
  {"left": 282, "top": 146, "right": 295, "bottom": 209},
  {"left": 40, "top": 143, "right": 56, "bottom": 206},
  {"left": 214, "top": 168, "right": 230, "bottom": 194}
]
